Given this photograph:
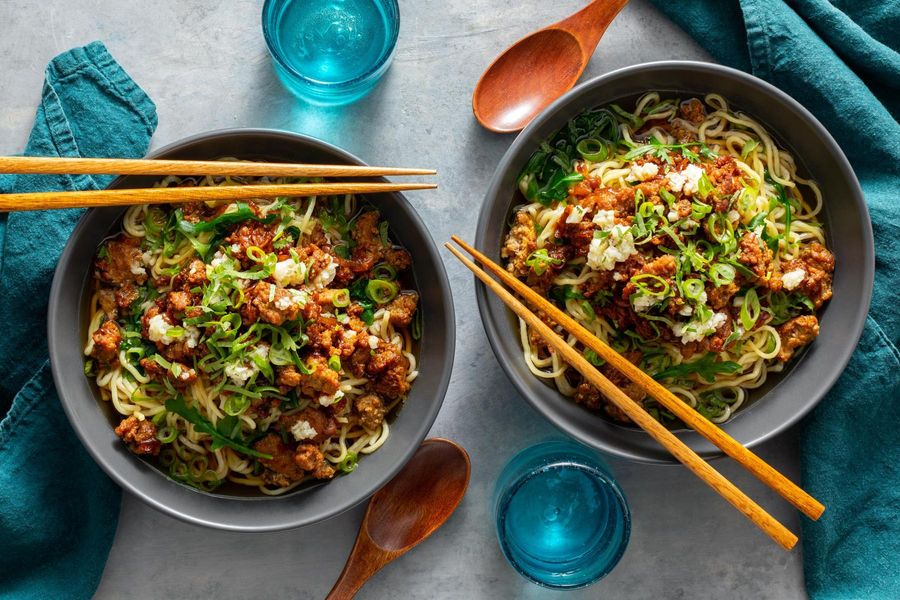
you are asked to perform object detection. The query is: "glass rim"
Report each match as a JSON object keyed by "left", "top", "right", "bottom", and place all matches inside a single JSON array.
[
  {"left": 495, "top": 460, "right": 632, "bottom": 590},
  {"left": 261, "top": 0, "right": 401, "bottom": 89}
]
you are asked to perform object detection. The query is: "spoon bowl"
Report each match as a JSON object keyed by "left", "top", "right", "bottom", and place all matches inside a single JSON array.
[
  {"left": 472, "top": 0, "right": 629, "bottom": 133},
  {"left": 326, "top": 439, "right": 471, "bottom": 599}
]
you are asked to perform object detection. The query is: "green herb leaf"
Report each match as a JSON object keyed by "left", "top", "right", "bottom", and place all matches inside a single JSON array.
[
  {"left": 165, "top": 395, "right": 272, "bottom": 459},
  {"left": 654, "top": 353, "right": 741, "bottom": 383}
]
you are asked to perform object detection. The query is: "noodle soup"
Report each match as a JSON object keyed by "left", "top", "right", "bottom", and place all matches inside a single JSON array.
[
  {"left": 502, "top": 93, "right": 834, "bottom": 426},
  {"left": 83, "top": 174, "right": 421, "bottom": 493}
]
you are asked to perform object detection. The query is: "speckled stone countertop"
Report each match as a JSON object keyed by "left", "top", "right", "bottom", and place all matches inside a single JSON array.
[{"left": 0, "top": 1, "right": 806, "bottom": 598}]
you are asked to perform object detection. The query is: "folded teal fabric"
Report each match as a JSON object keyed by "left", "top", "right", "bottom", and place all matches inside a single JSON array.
[
  {"left": 648, "top": 1, "right": 900, "bottom": 598},
  {"left": 0, "top": 42, "right": 156, "bottom": 599}
]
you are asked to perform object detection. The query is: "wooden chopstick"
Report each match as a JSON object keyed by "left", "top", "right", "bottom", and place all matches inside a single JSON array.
[
  {"left": 0, "top": 156, "right": 436, "bottom": 177},
  {"left": 450, "top": 236, "right": 825, "bottom": 522},
  {"left": 0, "top": 182, "right": 437, "bottom": 212},
  {"left": 445, "top": 240, "right": 799, "bottom": 551}
]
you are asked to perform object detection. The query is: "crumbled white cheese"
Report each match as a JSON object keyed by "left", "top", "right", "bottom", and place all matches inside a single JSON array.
[
  {"left": 697, "top": 291, "right": 708, "bottom": 305},
  {"left": 230, "top": 243, "right": 241, "bottom": 253},
  {"left": 592, "top": 209, "right": 616, "bottom": 229},
  {"left": 147, "top": 314, "right": 174, "bottom": 345},
  {"left": 566, "top": 206, "right": 587, "bottom": 224},
  {"left": 130, "top": 263, "right": 147, "bottom": 276},
  {"left": 678, "top": 305, "right": 694, "bottom": 316},
  {"left": 782, "top": 268, "right": 806, "bottom": 291},
  {"left": 224, "top": 361, "right": 257, "bottom": 385},
  {"left": 251, "top": 344, "right": 269, "bottom": 361},
  {"left": 183, "top": 325, "right": 201, "bottom": 349},
  {"left": 273, "top": 259, "right": 307, "bottom": 287},
  {"left": 319, "top": 389, "right": 345, "bottom": 407},
  {"left": 290, "top": 419, "right": 318, "bottom": 441},
  {"left": 342, "top": 329, "right": 357, "bottom": 343},
  {"left": 288, "top": 288, "right": 308, "bottom": 306},
  {"left": 141, "top": 251, "right": 154, "bottom": 267},
  {"left": 679, "top": 219, "right": 699, "bottom": 230},
  {"left": 727, "top": 210, "right": 741, "bottom": 223},
  {"left": 587, "top": 225, "right": 637, "bottom": 271},
  {"left": 274, "top": 294, "right": 294, "bottom": 310},
  {"left": 672, "top": 311, "right": 728, "bottom": 344},
  {"left": 667, "top": 210, "right": 679, "bottom": 222},
  {"left": 627, "top": 162, "right": 660, "bottom": 182},
  {"left": 667, "top": 164, "right": 705, "bottom": 196},
  {"left": 311, "top": 258, "right": 337, "bottom": 289},
  {"left": 210, "top": 251, "right": 228, "bottom": 268},
  {"left": 368, "top": 335, "right": 380, "bottom": 350},
  {"left": 631, "top": 294, "right": 656, "bottom": 313}
]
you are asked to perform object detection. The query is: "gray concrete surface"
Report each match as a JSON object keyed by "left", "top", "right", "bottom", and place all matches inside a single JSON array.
[{"left": 0, "top": 1, "right": 807, "bottom": 598}]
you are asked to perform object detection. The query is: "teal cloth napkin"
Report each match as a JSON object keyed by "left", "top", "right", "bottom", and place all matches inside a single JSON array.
[
  {"left": 648, "top": 1, "right": 900, "bottom": 598},
  {"left": 0, "top": 42, "right": 157, "bottom": 599}
]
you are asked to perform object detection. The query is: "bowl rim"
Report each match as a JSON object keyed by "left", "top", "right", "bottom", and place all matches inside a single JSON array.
[
  {"left": 474, "top": 60, "right": 874, "bottom": 463},
  {"left": 48, "top": 127, "right": 456, "bottom": 530}
]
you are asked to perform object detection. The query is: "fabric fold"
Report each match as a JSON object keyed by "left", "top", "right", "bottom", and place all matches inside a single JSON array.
[{"left": 0, "top": 41, "right": 157, "bottom": 600}]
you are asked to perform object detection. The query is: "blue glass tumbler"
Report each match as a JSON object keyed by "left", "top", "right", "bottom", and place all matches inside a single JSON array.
[
  {"left": 262, "top": 0, "right": 400, "bottom": 105},
  {"left": 493, "top": 440, "right": 631, "bottom": 589}
]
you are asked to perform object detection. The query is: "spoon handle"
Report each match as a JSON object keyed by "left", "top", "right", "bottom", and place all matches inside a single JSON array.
[
  {"left": 325, "top": 531, "right": 393, "bottom": 600},
  {"left": 558, "top": 0, "right": 630, "bottom": 53}
]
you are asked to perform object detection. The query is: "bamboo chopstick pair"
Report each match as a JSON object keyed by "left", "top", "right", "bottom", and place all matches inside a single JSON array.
[
  {"left": 0, "top": 156, "right": 437, "bottom": 211},
  {"left": 446, "top": 235, "right": 824, "bottom": 551}
]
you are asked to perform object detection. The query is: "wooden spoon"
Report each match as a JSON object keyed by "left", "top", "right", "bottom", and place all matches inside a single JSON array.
[
  {"left": 325, "top": 438, "right": 471, "bottom": 600},
  {"left": 472, "top": 0, "right": 630, "bottom": 133}
]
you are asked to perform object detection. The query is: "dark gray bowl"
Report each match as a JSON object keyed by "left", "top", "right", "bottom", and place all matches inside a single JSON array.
[
  {"left": 48, "top": 129, "right": 455, "bottom": 530},
  {"left": 475, "top": 62, "right": 873, "bottom": 463}
]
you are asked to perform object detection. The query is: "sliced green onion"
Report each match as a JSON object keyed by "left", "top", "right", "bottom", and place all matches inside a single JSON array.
[
  {"left": 84, "top": 360, "right": 95, "bottom": 377},
  {"left": 690, "top": 201, "right": 712, "bottom": 220},
  {"left": 156, "top": 426, "right": 178, "bottom": 444},
  {"left": 659, "top": 188, "right": 676, "bottom": 207},
  {"left": 631, "top": 273, "right": 670, "bottom": 298},
  {"left": 707, "top": 213, "right": 733, "bottom": 244},
  {"left": 331, "top": 289, "right": 350, "bottom": 308},
  {"left": 583, "top": 348, "right": 605, "bottom": 367},
  {"left": 372, "top": 263, "right": 397, "bottom": 281},
  {"left": 709, "top": 263, "right": 736, "bottom": 286},
  {"left": 740, "top": 289, "right": 761, "bottom": 331},
  {"left": 339, "top": 452, "right": 359, "bottom": 473},
  {"left": 697, "top": 172, "right": 714, "bottom": 199},
  {"left": 246, "top": 245, "right": 267, "bottom": 263},
  {"left": 576, "top": 138, "right": 608, "bottom": 162},
  {"left": 328, "top": 355, "right": 342, "bottom": 372},
  {"left": 681, "top": 278, "right": 705, "bottom": 301},
  {"left": 524, "top": 248, "right": 564, "bottom": 276},
  {"left": 365, "top": 279, "right": 398, "bottom": 304},
  {"left": 741, "top": 138, "right": 760, "bottom": 159},
  {"left": 223, "top": 395, "right": 251, "bottom": 416},
  {"left": 580, "top": 300, "right": 595, "bottom": 321}
]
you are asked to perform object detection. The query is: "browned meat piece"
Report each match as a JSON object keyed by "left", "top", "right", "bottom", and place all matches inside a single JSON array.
[
  {"left": 226, "top": 221, "right": 276, "bottom": 264},
  {"left": 350, "top": 211, "right": 386, "bottom": 273},
  {"left": 706, "top": 282, "right": 740, "bottom": 310},
  {"left": 279, "top": 406, "right": 337, "bottom": 444},
  {"left": 249, "top": 397, "right": 281, "bottom": 419},
  {"left": 738, "top": 232, "right": 778, "bottom": 288},
  {"left": 255, "top": 434, "right": 305, "bottom": 487},
  {"left": 114, "top": 283, "right": 139, "bottom": 313},
  {"left": 98, "top": 289, "right": 118, "bottom": 319},
  {"left": 599, "top": 350, "right": 647, "bottom": 406},
  {"left": 367, "top": 341, "right": 403, "bottom": 375},
  {"left": 706, "top": 155, "right": 742, "bottom": 208},
  {"left": 114, "top": 415, "right": 160, "bottom": 455},
  {"left": 171, "top": 259, "right": 207, "bottom": 290},
  {"left": 292, "top": 244, "right": 335, "bottom": 283},
  {"left": 776, "top": 315, "right": 819, "bottom": 362},
  {"left": 780, "top": 242, "right": 835, "bottom": 309},
  {"left": 139, "top": 357, "right": 197, "bottom": 387},
  {"left": 293, "top": 444, "right": 336, "bottom": 480},
  {"left": 91, "top": 320, "right": 121, "bottom": 363},
  {"left": 704, "top": 312, "right": 735, "bottom": 353},
  {"left": 679, "top": 98, "right": 706, "bottom": 124},
  {"left": 276, "top": 365, "right": 303, "bottom": 388},
  {"left": 95, "top": 234, "right": 147, "bottom": 286},
  {"left": 386, "top": 291, "right": 418, "bottom": 328},
  {"left": 243, "top": 282, "right": 302, "bottom": 326},
  {"left": 373, "top": 363, "right": 410, "bottom": 400},
  {"left": 621, "top": 255, "right": 676, "bottom": 302},
  {"left": 297, "top": 354, "right": 341, "bottom": 397},
  {"left": 166, "top": 290, "right": 193, "bottom": 314},
  {"left": 355, "top": 394, "right": 386, "bottom": 430},
  {"left": 573, "top": 383, "right": 629, "bottom": 423},
  {"left": 384, "top": 247, "right": 412, "bottom": 271},
  {"left": 501, "top": 210, "right": 537, "bottom": 277}
]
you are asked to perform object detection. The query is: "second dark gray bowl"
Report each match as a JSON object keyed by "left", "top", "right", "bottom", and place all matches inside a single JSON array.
[
  {"left": 48, "top": 129, "right": 455, "bottom": 530},
  {"left": 475, "top": 62, "right": 873, "bottom": 463}
]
